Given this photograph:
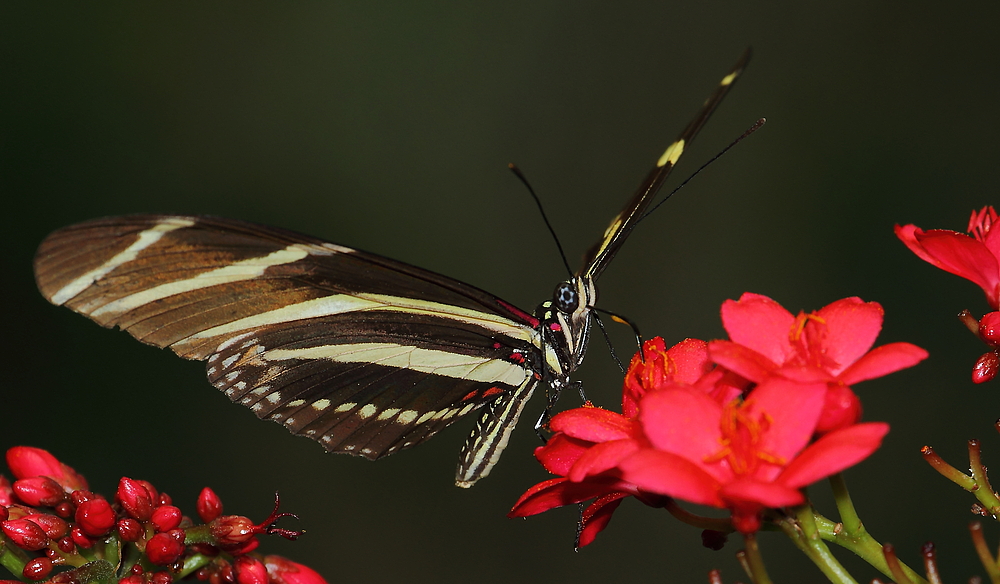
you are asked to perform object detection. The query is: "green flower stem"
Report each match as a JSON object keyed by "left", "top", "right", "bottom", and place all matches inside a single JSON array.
[
  {"left": 178, "top": 553, "right": 215, "bottom": 579},
  {"left": 0, "top": 538, "right": 30, "bottom": 579},
  {"left": 812, "top": 513, "right": 925, "bottom": 583},
  {"left": 118, "top": 538, "right": 143, "bottom": 577},
  {"left": 829, "top": 474, "right": 861, "bottom": 535},
  {"left": 183, "top": 525, "right": 215, "bottom": 544},
  {"left": 921, "top": 446, "right": 977, "bottom": 490},
  {"left": 778, "top": 504, "right": 857, "bottom": 584},
  {"left": 662, "top": 499, "right": 732, "bottom": 532},
  {"left": 968, "top": 440, "right": 1000, "bottom": 517},
  {"left": 742, "top": 533, "right": 773, "bottom": 584}
]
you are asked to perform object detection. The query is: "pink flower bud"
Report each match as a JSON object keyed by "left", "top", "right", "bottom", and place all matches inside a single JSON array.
[
  {"left": 117, "top": 518, "right": 143, "bottom": 542},
  {"left": 815, "top": 385, "right": 863, "bottom": 433},
  {"left": 150, "top": 505, "right": 182, "bottom": 532},
  {"left": 117, "top": 477, "right": 154, "bottom": 521},
  {"left": 56, "top": 536, "right": 74, "bottom": 553},
  {"left": 209, "top": 515, "right": 255, "bottom": 545},
  {"left": 5, "top": 447, "right": 87, "bottom": 491},
  {"left": 150, "top": 572, "right": 173, "bottom": 584},
  {"left": 13, "top": 477, "right": 65, "bottom": 507},
  {"left": 25, "top": 514, "right": 69, "bottom": 539},
  {"left": 197, "top": 487, "right": 223, "bottom": 523},
  {"left": 22, "top": 558, "right": 53, "bottom": 581},
  {"left": 234, "top": 556, "right": 268, "bottom": 584},
  {"left": 2, "top": 518, "right": 49, "bottom": 550},
  {"left": 973, "top": 350, "right": 1000, "bottom": 384},
  {"left": 145, "top": 529, "right": 186, "bottom": 565},
  {"left": 264, "top": 556, "right": 328, "bottom": 584},
  {"left": 75, "top": 498, "right": 116, "bottom": 537}
]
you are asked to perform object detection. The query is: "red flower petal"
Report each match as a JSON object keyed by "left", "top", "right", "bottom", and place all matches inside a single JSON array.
[
  {"left": 617, "top": 449, "right": 723, "bottom": 507},
  {"left": 638, "top": 389, "right": 724, "bottom": 470},
  {"left": 746, "top": 378, "right": 827, "bottom": 465},
  {"left": 549, "top": 407, "right": 636, "bottom": 443},
  {"left": 837, "top": 342, "right": 929, "bottom": 385},
  {"left": 534, "top": 433, "right": 590, "bottom": 476},
  {"left": 719, "top": 477, "right": 805, "bottom": 509},
  {"left": 708, "top": 340, "right": 778, "bottom": 384},
  {"left": 778, "top": 422, "right": 890, "bottom": 488},
  {"left": 720, "top": 293, "right": 796, "bottom": 365},
  {"left": 896, "top": 226, "right": 1000, "bottom": 309},
  {"left": 578, "top": 493, "right": 628, "bottom": 548},
  {"left": 814, "top": 298, "right": 884, "bottom": 375},
  {"left": 508, "top": 477, "right": 630, "bottom": 518},
  {"left": 567, "top": 439, "right": 641, "bottom": 482}
]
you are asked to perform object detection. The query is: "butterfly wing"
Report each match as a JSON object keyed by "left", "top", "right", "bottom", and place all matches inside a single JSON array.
[
  {"left": 34, "top": 215, "right": 542, "bottom": 461},
  {"left": 579, "top": 49, "right": 751, "bottom": 280}
]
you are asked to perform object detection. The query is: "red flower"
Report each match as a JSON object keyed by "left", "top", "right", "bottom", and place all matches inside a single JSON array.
[
  {"left": 709, "top": 294, "right": 927, "bottom": 432},
  {"left": 510, "top": 337, "right": 710, "bottom": 546},
  {"left": 896, "top": 206, "right": 1000, "bottom": 309},
  {"left": 617, "top": 377, "right": 888, "bottom": 533},
  {"left": 264, "top": 556, "right": 329, "bottom": 584}
]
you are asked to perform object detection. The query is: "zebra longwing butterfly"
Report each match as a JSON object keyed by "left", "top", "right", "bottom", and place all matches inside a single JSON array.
[{"left": 33, "top": 52, "right": 748, "bottom": 487}]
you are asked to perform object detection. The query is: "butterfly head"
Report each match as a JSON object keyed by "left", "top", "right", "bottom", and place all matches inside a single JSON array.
[{"left": 537, "top": 276, "right": 596, "bottom": 375}]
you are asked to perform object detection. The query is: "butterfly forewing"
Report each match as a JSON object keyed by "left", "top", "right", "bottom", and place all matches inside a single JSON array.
[{"left": 580, "top": 49, "right": 751, "bottom": 280}]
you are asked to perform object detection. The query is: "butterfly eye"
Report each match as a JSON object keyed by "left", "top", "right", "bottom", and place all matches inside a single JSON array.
[{"left": 553, "top": 282, "right": 578, "bottom": 314}]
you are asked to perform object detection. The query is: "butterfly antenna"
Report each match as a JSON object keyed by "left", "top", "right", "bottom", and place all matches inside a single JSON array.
[
  {"left": 637, "top": 118, "right": 766, "bottom": 225},
  {"left": 591, "top": 312, "right": 626, "bottom": 373},
  {"left": 509, "top": 163, "right": 573, "bottom": 277}
]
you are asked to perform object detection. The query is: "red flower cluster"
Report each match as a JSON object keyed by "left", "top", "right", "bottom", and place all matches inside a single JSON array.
[
  {"left": 897, "top": 205, "right": 1000, "bottom": 382},
  {"left": 510, "top": 294, "right": 928, "bottom": 544},
  {"left": 0, "top": 447, "right": 325, "bottom": 584}
]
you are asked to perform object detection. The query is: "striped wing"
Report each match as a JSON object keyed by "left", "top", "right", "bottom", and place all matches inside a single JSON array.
[
  {"left": 34, "top": 215, "right": 543, "bottom": 460},
  {"left": 579, "top": 49, "right": 751, "bottom": 280}
]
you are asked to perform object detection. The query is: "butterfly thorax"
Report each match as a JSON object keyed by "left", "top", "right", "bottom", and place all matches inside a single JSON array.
[{"left": 535, "top": 275, "right": 597, "bottom": 382}]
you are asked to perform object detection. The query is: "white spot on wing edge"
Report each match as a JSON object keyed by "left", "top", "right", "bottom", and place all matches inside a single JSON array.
[
  {"left": 358, "top": 404, "right": 377, "bottom": 419},
  {"left": 396, "top": 410, "right": 419, "bottom": 425},
  {"left": 217, "top": 331, "right": 256, "bottom": 352},
  {"left": 50, "top": 217, "right": 195, "bottom": 306},
  {"left": 377, "top": 408, "right": 401, "bottom": 421},
  {"left": 313, "top": 399, "right": 331, "bottom": 411},
  {"left": 334, "top": 402, "right": 357, "bottom": 413}
]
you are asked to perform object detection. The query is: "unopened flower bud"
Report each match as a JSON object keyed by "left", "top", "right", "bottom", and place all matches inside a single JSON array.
[
  {"left": 264, "top": 555, "right": 328, "bottom": 584},
  {"left": 56, "top": 536, "right": 74, "bottom": 553},
  {"left": 117, "top": 477, "right": 154, "bottom": 521},
  {"left": 118, "top": 518, "right": 143, "bottom": 542},
  {"left": 5, "top": 447, "right": 87, "bottom": 491},
  {"left": 234, "top": 556, "right": 268, "bottom": 584},
  {"left": 22, "top": 558, "right": 53, "bottom": 581},
  {"left": 0, "top": 476, "right": 14, "bottom": 506},
  {"left": 26, "top": 514, "right": 69, "bottom": 539},
  {"left": 75, "top": 498, "right": 115, "bottom": 536},
  {"left": 70, "top": 526, "right": 94, "bottom": 548},
  {"left": 13, "top": 477, "right": 65, "bottom": 507},
  {"left": 980, "top": 312, "right": 1000, "bottom": 345},
  {"left": 150, "top": 505, "right": 182, "bottom": 532},
  {"left": 815, "top": 385, "right": 863, "bottom": 433},
  {"left": 973, "top": 350, "right": 1000, "bottom": 384},
  {"left": 2, "top": 518, "right": 49, "bottom": 550},
  {"left": 210, "top": 515, "right": 256, "bottom": 545},
  {"left": 145, "top": 529, "right": 186, "bottom": 565},
  {"left": 197, "top": 487, "right": 223, "bottom": 523},
  {"left": 150, "top": 572, "right": 173, "bottom": 584}
]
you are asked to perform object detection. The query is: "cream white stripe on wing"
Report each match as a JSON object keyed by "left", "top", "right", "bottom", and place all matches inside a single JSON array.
[
  {"left": 51, "top": 217, "right": 195, "bottom": 306},
  {"left": 173, "top": 293, "right": 537, "bottom": 348},
  {"left": 264, "top": 342, "right": 527, "bottom": 385},
  {"left": 89, "top": 244, "right": 314, "bottom": 318}
]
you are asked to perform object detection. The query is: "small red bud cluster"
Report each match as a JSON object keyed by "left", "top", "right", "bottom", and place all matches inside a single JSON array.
[
  {"left": 0, "top": 447, "right": 322, "bottom": 584},
  {"left": 960, "top": 310, "right": 1000, "bottom": 383}
]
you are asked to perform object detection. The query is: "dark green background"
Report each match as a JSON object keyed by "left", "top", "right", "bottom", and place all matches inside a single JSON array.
[{"left": 3, "top": 2, "right": 998, "bottom": 582}]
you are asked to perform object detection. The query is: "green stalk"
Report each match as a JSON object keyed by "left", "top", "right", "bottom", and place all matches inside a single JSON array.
[{"left": 743, "top": 533, "right": 773, "bottom": 584}]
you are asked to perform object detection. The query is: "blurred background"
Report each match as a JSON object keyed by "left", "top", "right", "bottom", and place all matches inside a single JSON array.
[{"left": 3, "top": 2, "right": 999, "bottom": 581}]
